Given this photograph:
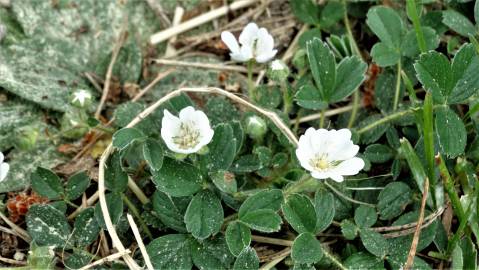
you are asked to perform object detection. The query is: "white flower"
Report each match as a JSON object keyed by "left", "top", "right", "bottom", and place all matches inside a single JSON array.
[
  {"left": 71, "top": 90, "right": 92, "bottom": 108},
  {"left": 0, "top": 152, "right": 9, "bottom": 182},
  {"left": 296, "top": 128, "right": 364, "bottom": 182},
  {"left": 221, "top": 22, "right": 277, "bottom": 63},
  {"left": 161, "top": 106, "right": 214, "bottom": 154},
  {"left": 271, "top": 59, "right": 285, "bottom": 70}
]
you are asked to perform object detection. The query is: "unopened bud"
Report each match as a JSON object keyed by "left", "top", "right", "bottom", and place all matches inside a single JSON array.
[
  {"left": 267, "top": 60, "right": 290, "bottom": 82},
  {"left": 245, "top": 115, "right": 267, "bottom": 140}
]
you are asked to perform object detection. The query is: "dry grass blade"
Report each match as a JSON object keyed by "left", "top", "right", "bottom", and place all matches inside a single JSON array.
[
  {"left": 153, "top": 59, "right": 251, "bottom": 73},
  {"left": 259, "top": 248, "right": 291, "bottom": 269},
  {"left": 126, "top": 214, "right": 154, "bottom": 270},
  {"left": 78, "top": 250, "right": 131, "bottom": 270},
  {"left": 404, "top": 177, "right": 429, "bottom": 270}
]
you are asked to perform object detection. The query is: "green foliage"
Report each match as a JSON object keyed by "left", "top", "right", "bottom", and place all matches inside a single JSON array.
[
  {"left": 72, "top": 208, "right": 100, "bottom": 247},
  {"left": 104, "top": 151, "right": 128, "bottom": 193},
  {"left": 354, "top": 205, "right": 377, "bottom": 228},
  {"left": 142, "top": 138, "right": 165, "bottom": 171},
  {"left": 152, "top": 158, "right": 202, "bottom": 197},
  {"left": 435, "top": 106, "right": 467, "bottom": 158},
  {"left": 65, "top": 171, "right": 90, "bottom": 201},
  {"left": 377, "top": 182, "right": 412, "bottom": 220},
  {"left": 26, "top": 204, "right": 71, "bottom": 248},
  {"left": 31, "top": 167, "right": 63, "bottom": 200},
  {"left": 233, "top": 247, "right": 259, "bottom": 270},
  {"left": 184, "top": 190, "right": 223, "bottom": 240},
  {"left": 112, "top": 128, "right": 146, "bottom": 150},
  {"left": 291, "top": 232, "right": 323, "bottom": 264},
  {"left": 200, "top": 123, "right": 237, "bottom": 171},
  {"left": 226, "top": 221, "right": 251, "bottom": 257},
  {"left": 282, "top": 194, "right": 317, "bottom": 234},
  {"left": 147, "top": 234, "right": 193, "bottom": 270}
]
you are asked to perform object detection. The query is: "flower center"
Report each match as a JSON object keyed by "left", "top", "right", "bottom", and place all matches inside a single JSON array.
[
  {"left": 172, "top": 122, "right": 201, "bottom": 150},
  {"left": 309, "top": 155, "right": 332, "bottom": 171}
]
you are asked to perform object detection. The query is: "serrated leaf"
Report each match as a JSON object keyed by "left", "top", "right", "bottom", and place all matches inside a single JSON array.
[
  {"left": 442, "top": 9, "right": 476, "bottom": 37},
  {"left": 354, "top": 205, "right": 377, "bottom": 228},
  {"left": 238, "top": 189, "right": 283, "bottom": 217},
  {"left": 104, "top": 151, "right": 128, "bottom": 193},
  {"left": 142, "top": 138, "right": 164, "bottom": 171},
  {"left": 26, "top": 204, "right": 71, "bottom": 248},
  {"left": 210, "top": 170, "right": 237, "bottom": 194},
  {"left": 65, "top": 171, "right": 90, "bottom": 201},
  {"left": 295, "top": 84, "right": 328, "bottom": 110},
  {"left": 370, "top": 42, "right": 401, "bottom": 67},
  {"left": 282, "top": 194, "right": 317, "bottom": 234},
  {"left": 152, "top": 191, "right": 187, "bottom": 232},
  {"left": 200, "top": 123, "right": 236, "bottom": 171},
  {"left": 289, "top": 0, "right": 320, "bottom": 25},
  {"left": 306, "top": 38, "right": 336, "bottom": 101},
  {"left": 152, "top": 158, "right": 202, "bottom": 197},
  {"left": 366, "top": 6, "right": 405, "bottom": 48},
  {"left": 112, "top": 127, "right": 145, "bottom": 150},
  {"left": 184, "top": 190, "right": 223, "bottom": 240},
  {"left": 31, "top": 167, "right": 63, "bottom": 200},
  {"left": 344, "top": 252, "right": 385, "bottom": 270},
  {"left": 414, "top": 51, "right": 452, "bottom": 103},
  {"left": 291, "top": 232, "right": 323, "bottom": 264},
  {"left": 72, "top": 208, "right": 100, "bottom": 248},
  {"left": 314, "top": 189, "right": 335, "bottom": 233},
  {"left": 226, "top": 221, "right": 251, "bottom": 257},
  {"left": 240, "top": 209, "right": 282, "bottom": 233},
  {"left": 401, "top": 27, "right": 440, "bottom": 57},
  {"left": 360, "top": 229, "right": 389, "bottom": 258},
  {"left": 233, "top": 247, "right": 259, "bottom": 270},
  {"left": 146, "top": 234, "right": 193, "bottom": 270},
  {"left": 191, "top": 236, "right": 234, "bottom": 270},
  {"left": 435, "top": 107, "right": 466, "bottom": 158},
  {"left": 331, "top": 56, "right": 367, "bottom": 102},
  {"left": 377, "top": 182, "right": 412, "bottom": 220}
]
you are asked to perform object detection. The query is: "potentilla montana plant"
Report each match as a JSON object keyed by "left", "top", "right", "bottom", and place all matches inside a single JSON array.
[
  {"left": 161, "top": 106, "right": 214, "bottom": 154},
  {"left": 296, "top": 128, "right": 364, "bottom": 182},
  {"left": 0, "top": 152, "right": 9, "bottom": 182},
  {"left": 221, "top": 22, "right": 277, "bottom": 99}
]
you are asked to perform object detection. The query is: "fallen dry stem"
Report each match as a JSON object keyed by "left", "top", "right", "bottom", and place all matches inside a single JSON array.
[
  {"left": 404, "top": 178, "right": 429, "bottom": 270},
  {"left": 127, "top": 214, "right": 154, "bottom": 270},
  {"left": 79, "top": 249, "right": 131, "bottom": 270},
  {"left": 153, "top": 59, "right": 252, "bottom": 73}
]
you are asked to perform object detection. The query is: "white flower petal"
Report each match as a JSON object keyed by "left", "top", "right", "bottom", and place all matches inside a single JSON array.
[
  {"left": 333, "top": 157, "right": 365, "bottom": 176},
  {"left": 221, "top": 31, "right": 241, "bottom": 54},
  {"left": 255, "top": 49, "right": 277, "bottom": 63},
  {"left": 178, "top": 106, "right": 196, "bottom": 121},
  {"left": 311, "top": 171, "right": 330, "bottom": 179},
  {"left": 329, "top": 173, "right": 344, "bottom": 182},
  {"left": 0, "top": 162, "right": 9, "bottom": 182},
  {"left": 239, "top": 23, "right": 259, "bottom": 47}
]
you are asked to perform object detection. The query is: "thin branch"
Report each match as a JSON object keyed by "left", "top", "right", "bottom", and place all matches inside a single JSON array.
[
  {"left": 132, "top": 69, "right": 175, "bottom": 102},
  {"left": 68, "top": 191, "right": 99, "bottom": 220},
  {"left": 126, "top": 214, "right": 154, "bottom": 270},
  {"left": 153, "top": 59, "right": 252, "bottom": 73},
  {"left": 164, "top": 6, "right": 185, "bottom": 57},
  {"left": 144, "top": 0, "right": 171, "bottom": 27},
  {"left": 290, "top": 105, "right": 357, "bottom": 124},
  {"left": 404, "top": 177, "right": 429, "bottom": 270},
  {"left": 372, "top": 206, "right": 444, "bottom": 233},
  {"left": 149, "top": 0, "right": 258, "bottom": 44},
  {"left": 0, "top": 256, "right": 26, "bottom": 266},
  {"left": 0, "top": 211, "right": 30, "bottom": 242},
  {"left": 259, "top": 248, "right": 291, "bottom": 269},
  {"left": 324, "top": 181, "right": 375, "bottom": 207},
  {"left": 79, "top": 250, "right": 131, "bottom": 270},
  {"left": 95, "top": 27, "right": 128, "bottom": 119},
  {"left": 252, "top": 235, "right": 294, "bottom": 246}
]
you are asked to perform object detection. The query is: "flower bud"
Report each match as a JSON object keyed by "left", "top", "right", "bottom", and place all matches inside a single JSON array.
[
  {"left": 245, "top": 115, "right": 267, "bottom": 140},
  {"left": 70, "top": 89, "right": 93, "bottom": 108},
  {"left": 267, "top": 60, "right": 290, "bottom": 82},
  {"left": 60, "top": 111, "right": 88, "bottom": 139},
  {"left": 14, "top": 126, "right": 39, "bottom": 150}
]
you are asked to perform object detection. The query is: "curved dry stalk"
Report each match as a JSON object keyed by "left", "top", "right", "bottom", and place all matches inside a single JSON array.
[
  {"left": 98, "top": 87, "right": 299, "bottom": 268},
  {"left": 127, "top": 214, "right": 154, "bottom": 270},
  {"left": 78, "top": 250, "right": 131, "bottom": 270}
]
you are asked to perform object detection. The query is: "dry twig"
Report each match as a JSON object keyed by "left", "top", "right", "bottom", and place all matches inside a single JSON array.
[{"left": 127, "top": 214, "right": 154, "bottom": 270}]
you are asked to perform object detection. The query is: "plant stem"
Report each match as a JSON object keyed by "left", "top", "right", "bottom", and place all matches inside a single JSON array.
[
  {"left": 323, "top": 249, "right": 348, "bottom": 270},
  {"left": 348, "top": 91, "right": 360, "bottom": 128},
  {"left": 406, "top": 0, "right": 427, "bottom": 53},
  {"left": 283, "top": 176, "right": 320, "bottom": 196},
  {"left": 436, "top": 154, "right": 466, "bottom": 223},
  {"left": 393, "top": 60, "right": 402, "bottom": 111},
  {"left": 401, "top": 70, "right": 419, "bottom": 104},
  {"left": 423, "top": 92, "right": 436, "bottom": 190},
  {"left": 319, "top": 107, "right": 327, "bottom": 128},
  {"left": 247, "top": 60, "right": 255, "bottom": 101},
  {"left": 324, "top": 181, "right": 375, "bottom": 207},
  {"left": 358, "top": 108, "right": 415, "bottom": 134},
  {"left": 281, "top": 82, "right": 292, "bottom": 115},
  {"left": 121, "top": 194, "right": 153, "bottom": 240}
]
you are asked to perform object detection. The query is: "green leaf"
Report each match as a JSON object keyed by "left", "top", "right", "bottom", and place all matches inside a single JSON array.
[
  {"left": 401, "top": 27, "right": 440, "bottom": 57},
  {"left": 289, "top": 0, "right": 320, "bottom": 25},
  {"left": 231, "top": 154, "right": 263, "bottom": 173},
  {"left": 72, "top": 208, "right": 100, "bottom": 248},
  {"left": 413, "top": 51, "right": 452, "bottom": 103},
  {"left": 442, "top": 9, "right": 476, "bottom": 37},
  {"left": 94, "top": 193, "right": 123, "bottom": 230},
  {"left": 240, "top": 209, "right": 282, "bottom": 233},
  {"left": 226, "top": 221, "right": 251, "bottom": 257},
  {"left": 370, "top": 42, "right": 401, "bottom": 67},
  {"left": 184, "top": 190, "right": 223, "bottom": 240},
  {"left": 354, "top": 205, "right": 377, "bottom": 228},
  {"left": 314, "top": 189, "right": 335, "bottom": 233},
  {"left": 331, "top": 56, "right": 367, "bottom": 102},
  {"left": 65, "top": 171, "right": 90, "bottom": 201},
  {"left": 142, "top": 138, "right": 164, "bottom": 171},
  {"left": 282, "top": 194, "right": 317, "bottom": 234},
  {"left": 459, "top": 237, "right": 477, "bottom": 270},
  {"left": 152, "top": 191, "right": 187, "bottom": 232},
  {"left": 238, "top": 189, "right": 283, "bottom": 217},
  {"left": 146, "top": 234, "right": 193, "bottom": 270},
  {"left": 112, "top": 127, "right": 145, "bottom": 150},
  {"left": 366, "top": 6, "right": 405, "bottom": 48},
  {"left": 191, "top": 236, "right": 234, "bottom": 270},
  {"left": 358, "top": 114, "right": 390, "bottom": 144},
  {"left": 341, "top": 219, "right": 358, "bottom": 240},
  {"left": 64, "top": 251, "right": 91, "bottom": 269},
  {"left": 233, "top": 247, "right": 259, "bottom": 270},
  {"left": 200, "top": 123, "right": 237, "bottom": 171},
  {"left": 210, "top": 170, "right": 237, "bottom": 194},
  {"left": 152, "top": 158, "right": 202, "bottom": 197},
  {"left": 26, "top": 204, "right": 71, "bottom": 248},
  {"left": 435, "top": 107, "right": 467, "bottom": 158},
  {"left": 449, "top": 44, "right": 479, "bottom": 104},
  {"left": 359, "top": 229, "right": 389, "bottom": 258},
  {"left": 377, "top": 182, "right": 412, "bottom": 220},
  {"left": 344, "top": 252, "right": 385, "bottom": 270},
  {"left": 319, "top": 2, "right": 344, "bottom": 28},
  {"left": 364, "top": 144, "right": 394, "bottom": 163},
  {"left": 295, "top": 84, "right": 328, "bottom": 110},
  {"left": 306, "top": 38, "right": 336, "bottom": 101},
  {"left": 452, "top": 245, "right": 464, "bottom": 270},
  {"left": 291, "top": 232, "right": 323, "bottom": 264},
  {"left": 26, "top": 244, "right": 56, "bottom": 270},
  {"left": 104, "top": 151, "right": 128, "bottom": 193},
  {"left": 205, "top": 97, "right": 241, "bottom": 125},
  {"left": 31, "top": 167, "right": 63, "bottom": 200}
]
